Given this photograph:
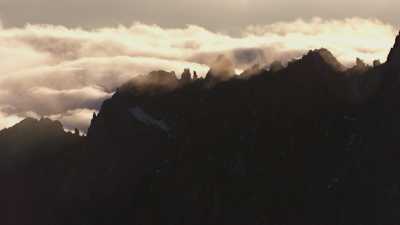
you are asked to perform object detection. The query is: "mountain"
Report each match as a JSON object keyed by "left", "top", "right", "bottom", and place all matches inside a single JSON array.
[
  {"left": 2, "top": 32, "right": 400, "bottom": 225},
  {"left": 0, "top": 117, "right": 82, "bottom": 167},
  {"left": 77, "top": 47, "right": 365, "bottom": 225},
  {"left": 387, "top": 31, "right": 400, "bottom": 64},
  {"left": 0, "top": 118, "right": 83, "bottom": 225},
  {"left": 119, "top": 70, "right": 180, "bottom": 95},
  {"left": 298, "top": 48, "right": 346, "bottom": 72}
]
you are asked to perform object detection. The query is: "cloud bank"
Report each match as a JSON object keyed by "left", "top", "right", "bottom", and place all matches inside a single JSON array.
[{"left": 0, "top": 17, "right": 397, "bottom": 131}]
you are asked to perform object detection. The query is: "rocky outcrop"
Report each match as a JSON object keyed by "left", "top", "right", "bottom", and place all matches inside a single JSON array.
[
  {"left": 297, "top": 48, "right": 346, "bottom": 72},
  {"left": 193, "top": 71, "right": 199, "bottom": 80},
  {"left": 373, "top": 59, "right": 382, "bottom": 67},
  {"left": 181, "top": 68, "right": 192, "bottom": 82},
  {"left": 119, "top": 70, "right": 179, "bottom": 95},
  {"left": 347, "top": 58, "right": 371, "bottom": 74}
]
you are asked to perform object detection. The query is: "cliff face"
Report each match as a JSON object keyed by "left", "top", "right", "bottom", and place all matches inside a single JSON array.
[{"left": 2, "top": 33, "right": 400, "bottom": 225}]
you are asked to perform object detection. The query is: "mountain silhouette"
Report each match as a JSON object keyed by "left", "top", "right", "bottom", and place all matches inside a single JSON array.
[
  {"left": 387, "top": 31, "right": 400, "bottom": 64},
  {"left": 2, "top": 32, "right": 400, "bottom": 225}
]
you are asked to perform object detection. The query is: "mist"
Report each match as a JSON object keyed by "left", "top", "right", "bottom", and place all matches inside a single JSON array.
[{"left": 0, "top": 17, "right": 396, "bottom": 131}]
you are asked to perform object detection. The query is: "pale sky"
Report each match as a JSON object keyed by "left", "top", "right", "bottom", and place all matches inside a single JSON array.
[{"left": 0, "top": 0, "right": 399, "bottom": 32}]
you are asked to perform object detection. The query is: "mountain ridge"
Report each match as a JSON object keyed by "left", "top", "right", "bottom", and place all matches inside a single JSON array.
[{"left": 2, "top": 31, "right": 400, "bottom": 225}]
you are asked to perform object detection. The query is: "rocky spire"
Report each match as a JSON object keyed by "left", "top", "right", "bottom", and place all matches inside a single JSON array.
[
  {"left": 381, "top": 31, "right": 400, "bottom": 90},
  {"left": 350, "top": 57, "right": 369, "bottom": 73},
  {"left": 74, "top": 128, "right": 80, "bottom": 136},
  {"left": 387, "top": 31, "right": 400, "bottom": 64},
  {"left": 373, "top": 59, "right": 381, "bottom": 67},
  {"left": 301, "top": 48, "right": 345, "bottom": 71},
  {"left": 356, "top": 58, "right": 366, "bottom": 67},
  {"left": 181, "top": 68, "right": 192, "bottom": 82},
  {"left": 193, "top": 71, "right": 198, "bottom": 80}
]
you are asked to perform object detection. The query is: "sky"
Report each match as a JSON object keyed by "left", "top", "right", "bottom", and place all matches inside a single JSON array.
[
  {"left": 0, "top": 0, "right": 399, "bottom": 31},
  {"left": 0, "top": 0, "right": 398, "bottom": 132}
]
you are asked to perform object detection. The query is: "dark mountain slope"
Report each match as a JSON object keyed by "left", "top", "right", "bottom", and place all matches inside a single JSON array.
[
  {"left": 0, "top": 118, "right": 83, "bottom": 225},
  {"left": 68, "top": 40, "right": 396, "bottom": 224}
]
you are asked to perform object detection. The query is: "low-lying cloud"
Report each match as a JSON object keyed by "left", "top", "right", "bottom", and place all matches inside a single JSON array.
[{"left": 0, "top": 17, "right": 397, "bottom": 131}]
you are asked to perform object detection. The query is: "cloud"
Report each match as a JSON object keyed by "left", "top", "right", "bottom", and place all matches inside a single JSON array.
[
  {"left": 0, "top": 17, "right": 397, "bottom": 131},
  {"left": 0, "top": 110, "right": 24, "bottom": 130},
  {"left": 243, "top": 18, "right": 397, "bottom": 64},
  {"left": 49, "top": 108, "right": 96, "bottom": 132}
]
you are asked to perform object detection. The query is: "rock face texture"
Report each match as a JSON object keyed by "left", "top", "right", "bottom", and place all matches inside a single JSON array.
[{"left": 2, "top": 32, "right": 400, "bottom": 225}]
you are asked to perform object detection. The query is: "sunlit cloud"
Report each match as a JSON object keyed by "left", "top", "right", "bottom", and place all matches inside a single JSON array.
[
  {"left": 0, "top": 110, "right": 24, "bottom": 130},
  {"left": 49, "top": 108, "right": 97, "bottom": 132},
  {"left": 0, "top": 17, "right": 397, "bottom": 131}
]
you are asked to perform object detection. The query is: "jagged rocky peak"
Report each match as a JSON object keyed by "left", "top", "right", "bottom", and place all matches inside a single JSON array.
[
  {"left": 27, "top": 117, "right": 62, "bottom": 130},
  {"left": 301, "top": 48, "right": 345, "bottom": 71},
  {"left": 146, "top": 70, "right": 178, "bottom": 83},
  {"left": 181, "top": 68, "right": 192, "bottom": 82},
  {"left": 2, "top": 117, "right": 65, "bottom": 135},
  {"left": 348, "top": 58, "right": 370, "bottom": 74},
  {"left": 92, "top": 112, "right": 97, "bottom": 120},
  {"left": 119, "top": 70, "right": 179, "bottom": 94},
  {"left": 356, "top": 58, "right": 366, "bottom": 67},
  {"left": 373, "top": 59, "right": 381, "bottom": 67},
  {"left": 387, "top": 30, "right": 400, "bottom": 64},
  {"left": 74, "top": 128, "right": 81, "bottom": 136},
  {"left": 39, "top": 117, "right": 64, "bottom": 130}
]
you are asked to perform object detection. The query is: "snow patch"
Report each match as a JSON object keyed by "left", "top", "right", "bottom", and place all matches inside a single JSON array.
[{"left": 129, "top": 107, "right": 169, "bottom": 132}]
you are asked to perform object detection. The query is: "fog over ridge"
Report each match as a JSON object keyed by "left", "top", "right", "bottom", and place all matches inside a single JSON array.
[{"left": 0, "top": 17, "right": 396, "bottom": 131}]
